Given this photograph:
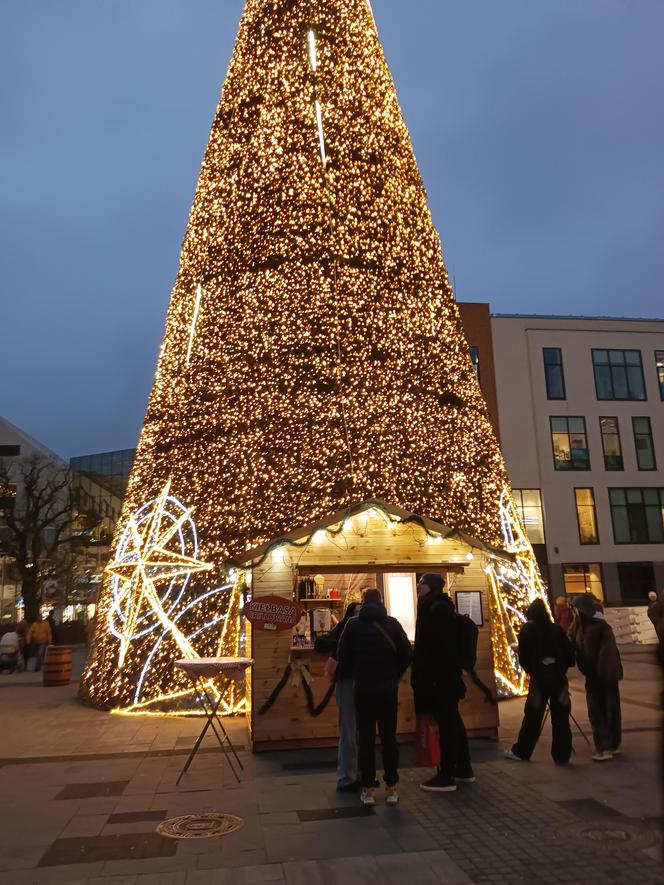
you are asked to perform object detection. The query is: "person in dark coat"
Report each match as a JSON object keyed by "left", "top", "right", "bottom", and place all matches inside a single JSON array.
[
  {"left": 504, "top": 599, "right": 575, "bottom": 764},
  {"left": 647, "top": 590, "right": 664, "bottom": 657},
  {"left": 337, "top": 588, "right": 412, "bottom": 806},
  {"left": 411, "top": 573, "right": 471, "bottom": 792},
  {"left": 570, "top": 594, "right": 622, "bottom": 761},
  {"left": 315, "top": 602, "right": 361, "bottom": 792}
]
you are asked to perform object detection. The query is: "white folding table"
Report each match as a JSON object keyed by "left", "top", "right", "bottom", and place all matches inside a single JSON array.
[{"left": 174, "top": 656, "right": 252, "bottom": 785}]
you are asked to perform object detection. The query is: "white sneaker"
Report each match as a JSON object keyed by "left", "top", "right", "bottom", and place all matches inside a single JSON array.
[
  {"left": 592, "top": 751, "right": 613, "bottom": 762},
  {"left": 360, "top": 788, "right": 376, "bottom": 806},
  {"left": 504, "top": 749, "right": 527, "bottom": 761},
  {"left": 385, "top": 786, "right": 399, "bottom": 805},
  {"left": 610, "top": 747, "right": 621, "bottom": 756}
]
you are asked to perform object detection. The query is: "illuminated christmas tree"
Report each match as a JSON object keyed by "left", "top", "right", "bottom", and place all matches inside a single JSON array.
[{"left": 80, "top": 0, "right": 547, "bottom": 713}]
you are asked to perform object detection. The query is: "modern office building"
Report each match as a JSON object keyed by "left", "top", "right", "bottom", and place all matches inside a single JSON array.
[
  {"left": 69, "top": 449, "right": 135, "bottom": 602},
  {"left": 459, "top": 306, "right": 664, "bottom": 606}
]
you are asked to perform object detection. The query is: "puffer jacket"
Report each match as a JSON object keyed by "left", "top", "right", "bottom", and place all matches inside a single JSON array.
[
  {"left": 518, "top": 599, "right": 575, "bottom": 690},
  {"left": 336, "top": 601, "right": 412, "bottom": 691},
  {"left": 27, "top": 620, "right": 52, "bottom": 645},
  {"left": 411, "top": 589, "right": 465, "bottom": 710}
]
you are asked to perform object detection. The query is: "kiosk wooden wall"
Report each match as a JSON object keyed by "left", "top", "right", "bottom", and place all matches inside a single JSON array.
[{"left": 249, "top": 512, "right": 499, "bottom": 751}]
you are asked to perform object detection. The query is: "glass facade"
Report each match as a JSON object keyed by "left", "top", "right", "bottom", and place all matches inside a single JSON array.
[
  {"left": 656, "top": 351, "right": 664, "bottom": 401},
  {"left": 511, "top": 489, "right": 545, "bottom": 544},
  {"left": 599, "top": 417, "right": 623, "bottom": 470},
  {"left": 543, "top": 348, "right": 566, "bottom": 399},
  {"left": 550, "top": 417, "right": 590, "bottom": 470},
  {"left": 69, "top": 449, "right": 136, "bottom": 602},
  {"left": 632, "top": 417, "right": 656, "bottom": 470},
  {"left": 609, "top": 488, "right": 664, "bottom": 544},
  {"left": 618, "top": 562, "right": 656, "bottom": 604},
  {"left": 592, "top": 349, "right": 646, "bottom": 400},
  {"left": 469, "top": 346, "right": 480, "bottom": 381},
  {"left": 562, "top": 563, "right": 603, "bottom": 601},
  {"left": 575, "top": 488, "right": 599, "bottom": 545}
]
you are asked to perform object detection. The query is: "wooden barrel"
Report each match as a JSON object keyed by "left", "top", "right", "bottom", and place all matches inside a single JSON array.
[{"left": 43, "top": 645, "right": 72, "bottom": 686}]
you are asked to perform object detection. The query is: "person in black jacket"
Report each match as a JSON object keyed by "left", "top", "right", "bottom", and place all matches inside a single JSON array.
[
  {"left": 337, "top": 588, "right": 412, "bottom": 806},
  {"left": 411, "top": 573, "right": 471, "bottom": 792},
  {"left": 314, "top": 602, "right": 361, "bottom": 792},
  {"left": 504, "top": 598, "right": 575, "bottom": 765}
]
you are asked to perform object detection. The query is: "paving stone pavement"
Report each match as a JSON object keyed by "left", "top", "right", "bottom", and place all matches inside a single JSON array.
[{"left": 0, "top": 646, "right": 663, "bottom": 884}]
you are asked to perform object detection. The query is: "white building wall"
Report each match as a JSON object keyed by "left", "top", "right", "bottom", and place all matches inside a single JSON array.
[{"left": 491, "top": 316, "right": 664, "bottom": 604}]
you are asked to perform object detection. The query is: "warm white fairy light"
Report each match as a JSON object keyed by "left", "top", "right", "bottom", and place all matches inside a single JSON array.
[{"left": 81, "top": 0, "right": 548, "bottom": 712}]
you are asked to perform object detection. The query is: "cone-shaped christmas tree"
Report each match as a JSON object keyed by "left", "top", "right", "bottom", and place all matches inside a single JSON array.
[{"left": 81, "top": 0, "right": 546, "bottom": 713}]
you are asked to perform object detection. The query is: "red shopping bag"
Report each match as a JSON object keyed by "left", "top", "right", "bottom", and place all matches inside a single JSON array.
[{"left": 415, "top": 714, "right": 441, "bottom": 767}]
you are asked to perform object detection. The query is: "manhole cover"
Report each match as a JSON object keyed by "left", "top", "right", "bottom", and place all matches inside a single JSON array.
[
  {"left": 557, "top": 820, "right": 658, "bottom": 852},
  {"left": 156, "top": 812, "right": 244, "bottom": 840}
]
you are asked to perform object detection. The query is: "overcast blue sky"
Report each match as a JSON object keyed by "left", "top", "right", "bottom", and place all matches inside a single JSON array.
[{"left": 2, "top": 1, "right": 663, "bottom": 458}]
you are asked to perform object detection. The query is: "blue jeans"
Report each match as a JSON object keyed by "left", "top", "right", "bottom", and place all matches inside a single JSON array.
[
  {"left": 335, "top": 679, "right": 358, "bottom": 787},
  {"left": 34, "top": 643, "right": 48, "bottom": 672}
]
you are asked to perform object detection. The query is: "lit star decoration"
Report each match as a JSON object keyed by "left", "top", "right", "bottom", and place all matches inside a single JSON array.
[
  {"left": 106, "top": 481, "right": 213, "bottom": 668},
  {"left": 80, "top": 0, "right": 547, "bottom": 712}
]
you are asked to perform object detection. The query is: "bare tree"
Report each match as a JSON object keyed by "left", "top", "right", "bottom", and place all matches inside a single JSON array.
[{"left": 0, "top": 454, "right": 98, "bottom": 623}]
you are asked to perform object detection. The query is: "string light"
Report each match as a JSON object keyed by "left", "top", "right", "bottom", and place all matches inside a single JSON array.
[{"left": 80, "top": 0, "right": 548, "bottom": 712}]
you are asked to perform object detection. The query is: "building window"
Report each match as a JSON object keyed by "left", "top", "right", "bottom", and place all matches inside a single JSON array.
[
  {"left": 543, "top": 348, "right": 566, "bottom": 400},
  {"left": 0, "top": 483, "right": 17, "bottom": 521},
  {"left": 0, "top": 445, "right": 20, "bottom": 457},
  {"left": 562, "top": 563, "right": 603, "bottom": 601},
  {"left": 632, "top": 417, "right": 656, "bottom": 471},
  {"left": 609, "top": 488, "right": 664, "bottom": 544},
  {"left": 656, "top": 351, "right": 664, "bottom": 401},
  {"left": 592, "top": 349, "right": 646, "bottom": 401},
  {"left": 550, "top": 417, "right": 590, "bottom": 470},
  {"left": 575, "top": 488, "right": 599, "bottom": 544},
  {"left": 618, "top": 562, "right": 655, "bottom": 604},
  {"left": 469, "top": 346, "right": 480, "bottom": 381},
  {"left": 512, "top": 489, "right": 545, "bottom": 544},
  {"left": 599, "top": 417, "right": 623, "bottom": 470}
]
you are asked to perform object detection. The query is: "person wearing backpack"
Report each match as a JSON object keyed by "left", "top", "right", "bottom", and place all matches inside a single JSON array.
[
  {"left": 411, "top": 573, "right": 474, "bottom": 792},
  {"left": 314, "top": 602, "right": 361, "bottom": 792},
  {"left": 336, "top": 588, "right": 412, "bottom": 806},
  {"left": 570, "top": 594, "right": 623, "bottom": 762},
  {"left": 504, "top": 598, "right": 575, "bottom": 764}
]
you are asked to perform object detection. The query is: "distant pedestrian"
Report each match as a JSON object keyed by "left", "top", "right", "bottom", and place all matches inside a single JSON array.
[
  {"left": 315, "top": 602, "right": 361, "bottom": 792},
  {"left": 553, "top": 596, "right": 573, "bottom": 633},
  {"left": 647, "top": 591, "right": 664, "bottom": 659},
  {"left": 570, "top": 594, "right": 622, "bottom": 761},
  {"left": 26, "top": 615, "right": 52, "bottom": 672},
  {"left": 337, "top": 588, "right": 411, "bottom": 806},
  {"left": 504, "top": 599, "right": 575, "bottom": 765},
  {"left": 0, "top": 631, "right": 21, "bottom": 673},
  {"left": 411, "top": 573, "right": 474, "bottom": 792}
]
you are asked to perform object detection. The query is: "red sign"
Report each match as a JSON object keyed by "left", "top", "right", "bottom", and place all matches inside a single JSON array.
[{"left": 243, "top": 595, "right": 300, "bottom": 632}]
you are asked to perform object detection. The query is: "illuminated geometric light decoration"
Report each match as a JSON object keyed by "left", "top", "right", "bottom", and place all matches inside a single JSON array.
[{"left": 80, "top": 0, "right": 547, "bottom": 711}]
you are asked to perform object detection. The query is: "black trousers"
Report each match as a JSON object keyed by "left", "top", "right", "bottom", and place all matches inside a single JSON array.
[
  {"left": 355, "top": 684, "right": 399, "bottom": 787},
  {"left": 432, "top": 697, "right": 471, "bottom": 779},
  {"left": 585, "top": 678, "right": 621, "bottom": 753},
  {"left": 512, "top": 679, "right": 572, "bottom": 764}
]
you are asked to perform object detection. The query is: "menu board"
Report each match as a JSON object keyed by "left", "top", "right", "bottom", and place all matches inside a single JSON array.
[{"left": 455, "top": 591, "right": 483, "bottom": 627}]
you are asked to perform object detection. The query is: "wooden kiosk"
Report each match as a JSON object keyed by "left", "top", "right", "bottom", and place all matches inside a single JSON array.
[{"left": 244, "top": 502, "right": 505, "bottom": 752}]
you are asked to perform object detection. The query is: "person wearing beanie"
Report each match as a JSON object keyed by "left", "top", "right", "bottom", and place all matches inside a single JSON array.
[
  {"left": 504, "top": 598, "right": 575, "bottom": 764},
  {"left": 570, "top": 594, "right": 622, "bottom": 761},
  {"left": 411, "top": 573, "right": 472, "bottom": 792},
  {"left": 337, "top": 588, "right": 412, "bottom": 806}
]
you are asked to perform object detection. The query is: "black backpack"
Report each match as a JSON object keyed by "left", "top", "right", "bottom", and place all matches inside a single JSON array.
[{"left": 456, "top": 613, "right": 479, "bottom": 671}]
